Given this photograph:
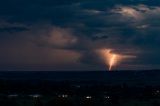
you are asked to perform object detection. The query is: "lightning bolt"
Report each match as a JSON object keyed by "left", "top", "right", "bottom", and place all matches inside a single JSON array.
[
  {"left": 98, "top": 49, "right": 136, "bottom": 71},
  {"left": 109, "top": 54, "right": 117, "bottom": 71}
]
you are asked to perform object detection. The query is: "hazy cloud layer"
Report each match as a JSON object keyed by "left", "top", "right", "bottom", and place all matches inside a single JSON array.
[{"left": 0, "top": 0, "right": 160, "bottom": 70}]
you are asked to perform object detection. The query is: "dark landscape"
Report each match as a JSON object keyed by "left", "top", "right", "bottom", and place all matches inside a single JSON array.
[{"left": 0, "top": 70, "right": 160, "bottom": 106}]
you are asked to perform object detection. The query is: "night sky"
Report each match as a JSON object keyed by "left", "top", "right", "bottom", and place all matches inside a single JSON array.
[{"left": 0, "top": 0, "right": 160, "bottom": 71}]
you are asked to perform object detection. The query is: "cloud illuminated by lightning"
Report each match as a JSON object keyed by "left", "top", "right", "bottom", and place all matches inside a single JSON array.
[
  {"left": 112, "top": 6, "right": 143, "bottom": 20},
  {"left": 98, "top": 49, "right": 136, "bottom": 71}
]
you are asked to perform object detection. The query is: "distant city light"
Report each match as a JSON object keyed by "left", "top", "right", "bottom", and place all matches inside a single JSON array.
[
  {"left": 156, "top": 90, "right": 160, "bottom": 93},
  {"left": 58, "top": 94, "right": 68, "bottom": 98},
  {"left": 8, "top": 94, "right": 18, "bottom": 98},
  {"left": 104, "top": 96, "right": 110, "bottom": 99},
  {"left": 29, "top": 94, "right": 41, "bottom": 98},
  {"left": 85, "top": 96, "right": 92, "bottom": 99}
]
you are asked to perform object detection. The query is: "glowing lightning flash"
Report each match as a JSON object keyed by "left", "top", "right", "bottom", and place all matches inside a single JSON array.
[
  {"left": 109, "top": 54, "right": 117, "bottom": 71},
  {"left": 98, "top": 49, "right": 137, "bottom": 71}
]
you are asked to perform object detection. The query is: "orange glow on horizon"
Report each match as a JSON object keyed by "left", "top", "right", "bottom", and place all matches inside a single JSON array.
[{"left": 98, "top": 49, "right": 136, "bottom": 71}]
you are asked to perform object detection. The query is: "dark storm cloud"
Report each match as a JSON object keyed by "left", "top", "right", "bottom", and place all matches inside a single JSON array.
[
  {"left": 0, "top": 27, "right": 28, "bottom": 32},
  {"left": 0, "top": 0, "right": 160, "bottom": 70}
]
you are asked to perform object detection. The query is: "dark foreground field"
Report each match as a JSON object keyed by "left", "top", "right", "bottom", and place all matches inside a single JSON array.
[{"left": 0, "top": 70, "right": 160, "bottom": 106}]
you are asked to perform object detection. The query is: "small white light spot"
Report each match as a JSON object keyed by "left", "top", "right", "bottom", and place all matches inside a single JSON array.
[
  {"left": 104, "top": 96, "right": 110, "bottom": 99},
  {"left": 85, "top": 96, "right": 92, "bottom": 99},
  {"left": 58, "top": 94, "right": 68, "bottom": 98}
]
